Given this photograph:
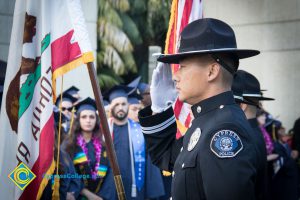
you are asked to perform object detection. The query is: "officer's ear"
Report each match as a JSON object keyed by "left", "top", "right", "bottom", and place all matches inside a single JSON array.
[
  {"left": 207, "top": 62, "right": 221, "bottom": 82},
  {"left": 240, "top": 103, "right": 247, "bottom": 111}
]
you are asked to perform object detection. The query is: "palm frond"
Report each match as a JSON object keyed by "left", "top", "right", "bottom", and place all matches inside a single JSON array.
[
  {"left": 98, "top": 0, "right": 123, "bottom": 28},
  {"left": 129, "top": 0, "right": 146, "bottom": 14},
  {"left": 119, "top": 12, "right": 142, "bottom": 45},
  {"left": 120, "top": 51, "right": 137, "bottom": 73},
  {"left": 99, "top": 21, "right": 133, "bottom": 53},
  {"left": 103, "top": 45, "right": 126, "bottom": 75},
  {"left": 107, "top": 0, "right": 130, "bottom": 12},
  {"left": 97, "top": 67, "right": 124, "bottom": 89}
]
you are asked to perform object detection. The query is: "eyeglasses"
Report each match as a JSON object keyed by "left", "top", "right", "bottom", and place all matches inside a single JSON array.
[{"left": 61, "top": 107, "right": 72, "bottom": 112}]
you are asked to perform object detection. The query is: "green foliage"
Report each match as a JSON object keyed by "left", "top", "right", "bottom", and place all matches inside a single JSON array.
[{"left": 97, "top": 0, "right": 170, "bottom": 91}]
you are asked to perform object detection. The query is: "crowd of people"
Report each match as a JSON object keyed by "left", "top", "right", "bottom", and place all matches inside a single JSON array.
[
  {"left": 38, "top": 18, "right": 300, "bottom": 200},
  {"left": 43, "top": 79, "right": 172, "bottom": 200}
]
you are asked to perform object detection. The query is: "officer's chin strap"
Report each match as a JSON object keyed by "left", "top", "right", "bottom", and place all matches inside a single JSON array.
[{"left": 211, "top": 54, "right": 236, "bottom": 75}]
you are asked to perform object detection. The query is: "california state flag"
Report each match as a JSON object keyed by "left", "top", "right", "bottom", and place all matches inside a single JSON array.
[{"left": 0, "top": 0, "right": 94, "bottom": 199}]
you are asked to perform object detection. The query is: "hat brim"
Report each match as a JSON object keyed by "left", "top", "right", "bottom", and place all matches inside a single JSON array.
[
  {"left": 157, "top": 48, "right": 260, "bottom": 64},
  {"left": 244, "top": 95, "right": 275, "bottom": 101}
]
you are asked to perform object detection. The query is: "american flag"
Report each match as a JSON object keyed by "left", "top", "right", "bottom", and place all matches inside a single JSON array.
[{"left": 164, "top": 0, "right": 203, "bottom": 139}]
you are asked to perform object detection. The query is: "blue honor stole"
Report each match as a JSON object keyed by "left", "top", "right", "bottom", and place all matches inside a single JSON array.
[{"left": 128, "top": 119, "right": 146, "bottom": 192}]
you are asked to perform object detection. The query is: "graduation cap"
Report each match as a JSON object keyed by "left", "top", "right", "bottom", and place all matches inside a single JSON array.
[
  {"left": 265, "top": 113, "right": 282, "bottom": 134},
  {"left": 64, "top": 86, "right": 80, "bottom": 96},
  {"left": 53, "top": 106, "right": 68, "bottom": 124},
  {"left": 128, "top": 76, "right": 141, "bottom": 89},
  {"left": 138, "top": 82, "right": 149, "bottom": 95},
  {"left": 127, "top": 76, "right": 149, "bottom": 95},
  {"left": 128, "top": 89, "right": 143, "bottom": 105},
  {"left": 103, "top": 99, "right": 109, "bottom": 107},
  {"left": 104, "top": 85, "right": 134, "bottom": 103},
  {"left": 75, "top": 97, "right": 97, "bottom": 114},
  {"left": 55, "top": 92, "right": 77, "bottom": 106},
  {"left": 238, "top": 70, "right": 274, "bottom": 101}
]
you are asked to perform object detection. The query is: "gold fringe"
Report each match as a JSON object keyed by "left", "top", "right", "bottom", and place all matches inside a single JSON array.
[
  {"left": 68, "top": 107, "right": 76, "bottom": 135},
  {"left": 51, "top": 177, "right": 60, "bottom": 200},
  {"left": 36, "top": 160, "right": 56, "bottom": 200},
  {"left": 52, "top": 52, "right": 94, "bottom": 101},
  {"left": 162, "top": 170, "right": 172, "bottom": 176},
  {"left": 164, "top": 0, "right": 178, "bottom": 54}
]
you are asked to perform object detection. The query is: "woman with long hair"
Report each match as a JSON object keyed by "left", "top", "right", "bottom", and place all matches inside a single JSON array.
[{"left": 65, "top": 97, "right": 108, "bottom": 200}]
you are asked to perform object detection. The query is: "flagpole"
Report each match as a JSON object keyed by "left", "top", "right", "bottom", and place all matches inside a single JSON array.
[{"left": 86, "top": 62, "right": 126, "bottom": 200}]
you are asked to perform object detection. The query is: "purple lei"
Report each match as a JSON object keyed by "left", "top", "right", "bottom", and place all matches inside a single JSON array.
[{"left": 77, "top": 134, "right": 102, "bottom": 180}]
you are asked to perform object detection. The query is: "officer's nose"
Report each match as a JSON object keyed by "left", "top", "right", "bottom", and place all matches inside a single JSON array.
[{"left": 173, "top": 71, "right": 180, "bottom": 85}]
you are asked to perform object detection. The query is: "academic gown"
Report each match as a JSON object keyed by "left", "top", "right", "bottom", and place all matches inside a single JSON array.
[
  {"left": 74, "top": 140, "right": 108, "bottom": 199},
  {"left": 40, "top": 150, "right": 82, "bottom": 200},
  {"left": 98, "top": 122, "right": 164, "bottom": 200}
]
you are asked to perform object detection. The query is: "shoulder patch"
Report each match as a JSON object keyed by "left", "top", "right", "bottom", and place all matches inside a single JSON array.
[{"left": 210, "top": 130, "right": 243, "bottom": 158}]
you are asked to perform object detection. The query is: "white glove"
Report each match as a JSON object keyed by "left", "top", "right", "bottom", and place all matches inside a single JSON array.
[{"left": 150, "top": 62, "right": 177, "bottom": 113}]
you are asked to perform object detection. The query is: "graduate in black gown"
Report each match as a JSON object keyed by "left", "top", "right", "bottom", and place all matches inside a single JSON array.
[
  {"left": 65, "top": 97, "right": 108, "bottom": 200},
  {"left": 99, "top": 85, "right": 164, "bottom": 200},
  {"left": 41, "top": 115, "right": 82, "bottom": 200}
]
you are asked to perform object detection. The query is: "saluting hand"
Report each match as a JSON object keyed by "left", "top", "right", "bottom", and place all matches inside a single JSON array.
[{"left": 150, "top": 62, "right": 177, "bottom": 113}]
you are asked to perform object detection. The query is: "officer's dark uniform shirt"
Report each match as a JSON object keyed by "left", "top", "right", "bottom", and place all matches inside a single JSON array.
[
  {"left": 139, "top": 91, "right": 259, "bottom": 200},
  {"left": 248, "top": 118, "right": 268, "bottom": 200}
]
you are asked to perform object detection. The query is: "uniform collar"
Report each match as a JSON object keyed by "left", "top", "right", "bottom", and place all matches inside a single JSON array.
[
  {"left": 248, "top": 118, "right": 259, "bottom": 128},
  {"left": 191, "top": 91, "right": 236, "bottom": 118}
]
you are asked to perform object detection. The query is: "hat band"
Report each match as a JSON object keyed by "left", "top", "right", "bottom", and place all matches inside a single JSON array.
[
  {"left": 233, "top": 95, "right": 244, "bottom": 101},
  {"left": 243, "top": 93, "right": 262, "bottom": 97}
]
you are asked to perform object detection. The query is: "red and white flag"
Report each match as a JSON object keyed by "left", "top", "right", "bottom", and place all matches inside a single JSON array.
[
  {"left": 165, "top": 0, "right": 203, "bottom": 139},
  {"left": 0, "top": 0, "right": 93, "bottom": 199}
]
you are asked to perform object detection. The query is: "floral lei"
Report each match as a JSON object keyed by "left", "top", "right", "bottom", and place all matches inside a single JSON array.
[{"left": 77, "top": 134, "right": 102, "bottom": 180}]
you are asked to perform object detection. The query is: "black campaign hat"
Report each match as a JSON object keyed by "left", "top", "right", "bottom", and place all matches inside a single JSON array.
[
  {"left": 239, "top": 70, "right": 274, "bottom": 101},
  {"left": 157, "top": 18, "right": 259, "bottom": 64},
  {"left": 232, "top": 71, "right": 254, "bottom": 105}
]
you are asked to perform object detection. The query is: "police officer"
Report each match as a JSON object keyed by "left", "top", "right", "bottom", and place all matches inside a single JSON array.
[
  {"left": 138, "top": 18, "right": 261, "bottom": 200},
  {"left": 232, "top": 70, "right": 276, "bottom": 200}
]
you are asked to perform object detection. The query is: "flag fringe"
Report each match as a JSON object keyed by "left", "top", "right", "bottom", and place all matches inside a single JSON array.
[
  {"left": 52, "top": 51, "right": 94, "bottom": 100},
  {"left": 36, "top": 159, "right": 56, "bottom": 200},
  {"left": 164, "top": 0, "right": 178, "bottom": 54}
]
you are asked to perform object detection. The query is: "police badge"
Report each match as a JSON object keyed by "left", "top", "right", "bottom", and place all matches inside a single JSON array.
[
  {"left": 188, "top": 128, "right": 201, "bottom": 151},
  {"left": 210, "top": 130, "right": 243, "bottom": 158}
]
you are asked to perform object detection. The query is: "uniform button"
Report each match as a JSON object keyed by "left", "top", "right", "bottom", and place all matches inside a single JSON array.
[
  {"left": 219, "top": 105, "right": 224, "bottom": 109},
  {"left": 180, "top": 147, "right": 183, "bottom": 152},
  {"left": 197, "top": 106, "right": 201, "bottom": 113},
  {"left": 182, "top": 163, "right": 185, "bottom": 168}
]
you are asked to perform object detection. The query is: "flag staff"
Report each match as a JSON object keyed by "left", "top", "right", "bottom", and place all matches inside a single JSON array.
[{"left": 86, "top": 62, "right": 126, "bottom": 200}]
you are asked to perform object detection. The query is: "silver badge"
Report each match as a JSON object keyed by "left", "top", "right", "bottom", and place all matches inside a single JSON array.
[{"left": 188, "top": 128, "right": 201, "bottom": 151}]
